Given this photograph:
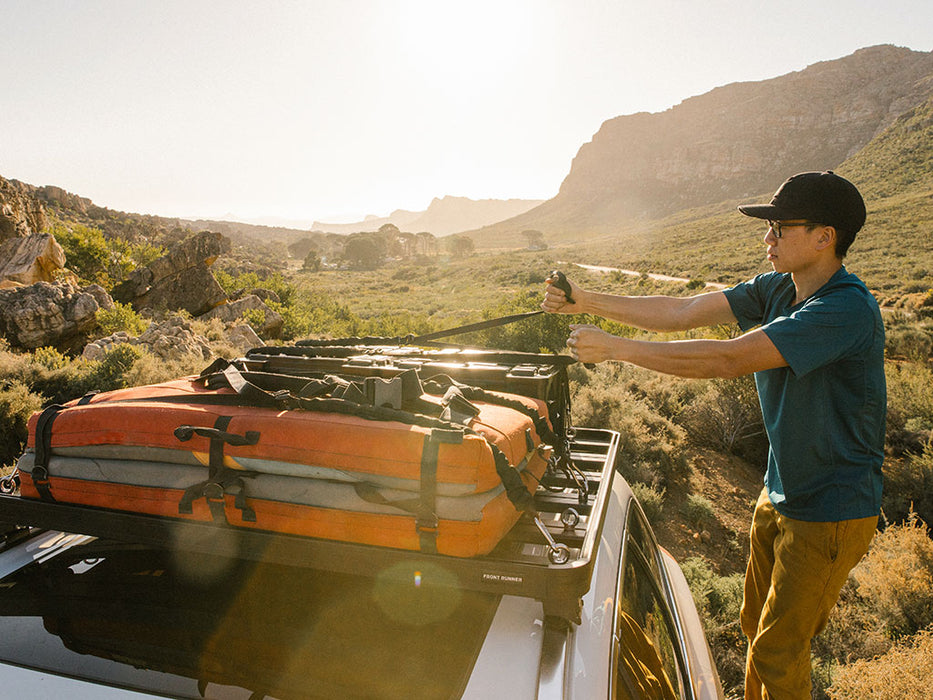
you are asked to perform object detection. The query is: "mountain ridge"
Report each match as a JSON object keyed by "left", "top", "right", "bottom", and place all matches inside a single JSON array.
[
  {"left": 464, "top": 44, "right": 933, "bottom": 247},
  {"left": 311, "top": 195, "right": 544, "bottom": 236}
]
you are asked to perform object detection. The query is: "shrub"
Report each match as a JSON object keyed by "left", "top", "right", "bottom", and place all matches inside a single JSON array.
[
  {"left": 120, "top": 348, "right": 206, "bottom": 387},
  {"left": 849, "top": 513, "right": 933, "bottom": 638},
  {"left": 827, "top": 628, "right": 933, "bottom": 700},
  {"left": 630, "top": 482, "right": 665, "bottom": 525},
  {"left": 681, "top": 493, "right": 716, "bottom": 529},
  {"left": 0, "top": 381, "right": 43, "bottom": 467},
  {"left": 89, "top": 344, "right": 144, "bottom": 392},
  {"left": 9, "top": 353, "right": 100, "bottom": 406},
  {"left": 680, "top": 557, "right": 746, "bottom": 693},
  {"left": 31, "top": 346, "right": 68, "bottom": 370},
  {"left": 50, "top": 221, "right": 145, "bottom": 286},
  {"left": 241, "top": 308, "right": 268, "bottom": 336},
  {"left": 622, "top": 368, "right": 700, "bottom": 421},
  {"left": 681, "top": 375, "right": 768, "bottom": 466},
  {"left": 96, "top": 301, "right": 149, "bottom": 337},
  {"left": 814, "top": 513, "right": 933, "bottom": 684},
  {"left": 885, "top": 360, "right": 933, "bottom": 454},
  {"left": 885, "top": 327, "right": 933, "bottom": 360},
  {"left": 813, "top": 576, "right": 891, "bottom": 676},
  {"left": 571, "top": 366, "right": 688, "bottom": 485},
  {"left": 882, "top": 443, "right": 933, "bottom": 527},
  {"left": 473, "top": 290, "right": 572, "bottom": 353}
]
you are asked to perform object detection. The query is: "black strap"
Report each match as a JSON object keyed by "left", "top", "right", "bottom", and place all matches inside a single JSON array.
[
  {"left": 492, "top": 446, "right": 535, "bottom": 515},
  {"left": 416, "top": 429, "right": 463, "bottom": 553},
  {"left": 31, "top": 404, "right": 66, "bottom": 502},
  {"left": 404, "top": 310, "right": 545, "bottom": 343},
  {"left": 425, "top": 374, "right": 557, "bottom": 445},
  {"left": 177, "top": 415, "right": 259, "bottom": 523}
]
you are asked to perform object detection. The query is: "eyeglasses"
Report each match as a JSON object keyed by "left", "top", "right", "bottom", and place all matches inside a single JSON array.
[{"left": 766, "top": 220, "right": 819, "bottom": 238}]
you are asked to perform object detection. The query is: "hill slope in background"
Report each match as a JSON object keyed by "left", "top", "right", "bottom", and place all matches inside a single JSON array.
[
  {"left": 311, "top": 196, "right": 544, "bottom": 236},
  {"left": 563, "top": 92, "right": 933, "bottom": 295},
  {"left": 467, "top": 44, "right": 933, "bottom": 247}
]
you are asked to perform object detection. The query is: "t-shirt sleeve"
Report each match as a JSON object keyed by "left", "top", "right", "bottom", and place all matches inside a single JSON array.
[
  {"left": 723, "top": 274, "right": 772, "bottom": 331},
  {"left": 761, "top": 293, "right": 875, "bottom": 378}
]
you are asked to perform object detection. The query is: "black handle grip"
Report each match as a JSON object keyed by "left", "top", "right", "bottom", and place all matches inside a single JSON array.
[
  {"left": 174, "top": 425, "right": 260, "bottom": 447},
  {"left": 549, "top": 270, "right": 575, "bottom": 305}
]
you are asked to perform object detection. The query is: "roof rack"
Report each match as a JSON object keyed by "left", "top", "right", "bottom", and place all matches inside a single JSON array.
[
  {"left": 0, "top": 428, "right": 616, "bottom": 623},
  {"left": 0, "top": 345, "right": 618, "bottom": 623}
]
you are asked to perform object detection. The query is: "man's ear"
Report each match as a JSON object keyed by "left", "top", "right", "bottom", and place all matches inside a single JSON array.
[{"left": 815, "top": 225, "right": 836, "bottom": 252}]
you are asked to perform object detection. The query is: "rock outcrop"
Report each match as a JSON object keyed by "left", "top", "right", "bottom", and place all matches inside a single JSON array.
[
  {"left": 0, "top": 177, "right": 48, "bottom": 241},
  {"left": 0, "top": 233, "right": 66, "bottom": 287},
  {"left": 83, "top": 318, "right": 264, "bottom": 363},
  {"left": 0, "top": 281, "right": 113, "bottom": 351},
  {"left": 83, "top": 316, "right": 212, "bottom": 362},
  {"left": 198, "top": 295, "right": 284, "bottom": 339},
  {"left": 35, "top": 185, "right": 93, "bottom": 216},
  {"left": 111, "top": 230, "right": 230, "bottom": 316}
]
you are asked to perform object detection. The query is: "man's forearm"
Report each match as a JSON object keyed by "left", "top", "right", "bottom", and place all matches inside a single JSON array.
[
  {"left": 567, "top": 325, "right": 787, "bottom": 378},
  {"left": 579, "top": 289, "right": 734, "bottom": 332},
  {"left": 606, "top": 335, "right": 741, "bottom": 378}
]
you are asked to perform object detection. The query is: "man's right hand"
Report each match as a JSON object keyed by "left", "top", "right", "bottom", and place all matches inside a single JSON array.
[{"left": 542, "top": 273, "right": 584, "bottom": 314}]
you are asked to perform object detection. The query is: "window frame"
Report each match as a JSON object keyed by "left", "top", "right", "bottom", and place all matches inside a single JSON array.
[{"left": 609, "top": 496, "right": 695, "bottom": 700}]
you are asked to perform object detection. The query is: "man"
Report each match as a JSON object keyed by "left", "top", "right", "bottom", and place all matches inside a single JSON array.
[{"left": 542, "top": 171, "right": 885, "bottom": 700}]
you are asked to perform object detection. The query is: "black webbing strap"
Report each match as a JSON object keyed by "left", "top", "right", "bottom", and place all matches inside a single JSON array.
[
  {"left": 31, "top": 404, "right": 66, "bottom": 502},
  {"left": 76, "top": 391, "right": 99, "bottom": 405},
  {"left": 176, "top": 415, "right": 259, "bottom": 523},
  {"left": 424, "top": 374, "right": 558, "bottom": 445},
  {"left": 203, "top": 362, "right": 441, "bottom": 417},
  {"left": 416, "top": 429, "right": 463, "bottom": 553},
  {"left": 491, "top": 445, "right": 536, "bottom": 515}
]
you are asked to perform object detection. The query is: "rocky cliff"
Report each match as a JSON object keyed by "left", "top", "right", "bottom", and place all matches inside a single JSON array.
[{"left": 478, "top": 44, "right": 933, "bottom": 239}]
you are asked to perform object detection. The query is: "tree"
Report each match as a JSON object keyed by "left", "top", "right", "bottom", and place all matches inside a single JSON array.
[
  {"left": 415, "top": 231, "right": 437, "bottom": 256},
  {"left": 288, "top": 236, "right": 319, "bottom": 260},
  {"left": 521, "top": 229, "right": 547, "bottom": 250},
  {"left": 302, "top": 249, "right": 322, "bottom": 272},
  {"left": 343, "top": 233, "right": 386, "bottom": 269},
  {"left": 444, "top": 234, "right": 474, "bottom": 259}
]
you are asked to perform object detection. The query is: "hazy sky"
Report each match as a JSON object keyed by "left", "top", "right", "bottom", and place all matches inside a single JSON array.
[{"left": 2, "top": 1, "right": 931, "bottom": 226}]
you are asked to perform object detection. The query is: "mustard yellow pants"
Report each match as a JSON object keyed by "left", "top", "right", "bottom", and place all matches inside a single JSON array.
[{"left": 740, "top": 488, "right": 877, "bottom": 700}]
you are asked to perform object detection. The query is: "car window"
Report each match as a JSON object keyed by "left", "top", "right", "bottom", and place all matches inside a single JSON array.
[
  {"left": 0, "top": 538, "right": 501, "bottom": 699},
  {"left": 613, "top": 504, "right": 685, "bottom": 700}
]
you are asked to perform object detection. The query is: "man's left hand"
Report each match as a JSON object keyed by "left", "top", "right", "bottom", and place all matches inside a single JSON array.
[{"left": 567, "top": 324, "right": 614, "bottom": 363}]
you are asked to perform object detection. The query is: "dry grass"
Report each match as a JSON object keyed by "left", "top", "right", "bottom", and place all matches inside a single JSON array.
[{"left": 827, "top": 628, "right": 933, "bottom": 700}]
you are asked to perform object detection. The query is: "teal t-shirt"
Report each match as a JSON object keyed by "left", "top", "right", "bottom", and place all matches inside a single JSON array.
[{"left": 723, "top": 267, "right": 885, "bottom": 522}]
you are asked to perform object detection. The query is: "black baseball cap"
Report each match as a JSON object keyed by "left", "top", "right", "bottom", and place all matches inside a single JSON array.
[{"left": 738, "top": 171, "right": 866, "bottom": 233}]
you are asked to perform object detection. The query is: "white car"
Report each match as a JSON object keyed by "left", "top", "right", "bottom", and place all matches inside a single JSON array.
[{"left": 0, "top": 346, "right": 723, "bottom": 699}]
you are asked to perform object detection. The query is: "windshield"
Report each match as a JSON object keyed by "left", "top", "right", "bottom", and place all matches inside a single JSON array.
[{"left": 0, "top": 534, "right": 500, "bottom": 699}]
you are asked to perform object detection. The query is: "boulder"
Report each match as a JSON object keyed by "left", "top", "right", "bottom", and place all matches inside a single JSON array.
[
  {"left": 223, "top": 323, "right": 264, "bottom": 353},
  {"left": 111, "top": 231, "right": 230, "bottom": 316},
  {"left": 197, "top": 295, "right": 284, "bottom": 339},
  {"left": 0, "top": 233, "right": 66, "bottom": 286},
  {"left": 0, "top": 281, "right": 113, "bottom": 352}
]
